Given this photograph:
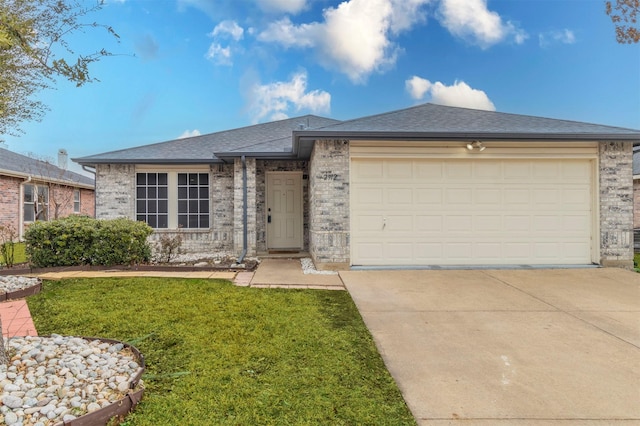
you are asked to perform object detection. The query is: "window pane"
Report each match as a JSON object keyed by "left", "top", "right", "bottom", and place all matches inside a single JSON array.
[
  {"left": 136, "top": 200, "right": 146, "bottom": 213},
  {"left": 200, "top": 215, "right": 209, "bottom": 228},
  {"left": 188, "top": 215, "right": 198, "bottom": 228},
  {"left": 24, "top": 185, "right": 33, "bottom": 202},
  {"left": 158, "top": 187, "right": 168, "bottom": 199},
  {"left": 147, "top": 187, "right": 157, "bottom": 199},
  {"left": 178, "top": 200, "right": 187, "bottom": 214},
  {"left": 148, "top": 216, "right": 157, "bottom": 228},
  {"left": 178, "top": 173, "right": 187, "bottom": 185},
  {"left": 199, "top": 173, "right": 209, "bottom": 185},
  {"left": 189, "top": 187, "right": 198, "bottom": 198},
  {"left": 148, "top": 174, "right": 157, "bottom": 185},
  {"left": 178, "top": 187, "right": 187, "bottom": 199},
  {"left": 199, "top": 187, "right": 208, "bottom": 198},
  {"left": 189, "top": 200, "right": 198, "bottom": 213},
  {"left": 178, "top": 215, "right": 188, "bottom": 228},
  {"left": 148, "top": 201, "right": 157, "bottom": 213},
  {"left": 158, "top": 215, "right": 168, "bottom": 228},
  {"left": 200, "top": 200, "right": 209, "bottom": 213},
  {"left": 24, "top": 208, "right": 34, "bottom": 222},
  {"left": 188, "top": 173, "right": 197, "bottom": 185},
  {"left": 137, "top": 215, "right": 145, "bottom": 222},
  {"left": 158, "top": 173, "right": 168, "bottom": 185},
  {"left": 136, "top": 174, "right": 146, "bottom": 185},
  {"left": 158, "top": 200, "right": 168, "bottom": 213},
  {"left": 136, "top": 187, "right": 146, "bottom": 199}
]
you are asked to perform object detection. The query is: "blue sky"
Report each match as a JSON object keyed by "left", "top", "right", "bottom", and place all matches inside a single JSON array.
[{"left": 2, "top": 0, "right": 639, "bottom": 174}]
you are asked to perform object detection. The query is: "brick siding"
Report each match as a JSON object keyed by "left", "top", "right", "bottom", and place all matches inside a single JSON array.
[
  {"left": 308, "top": 140, "right": 350, "bottom": 268},
  {"left": 599, "top": 141, "right": 634, "bottom": 267}
]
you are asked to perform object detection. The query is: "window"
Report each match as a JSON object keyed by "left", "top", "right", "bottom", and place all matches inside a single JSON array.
[
  {"left": 135, "top": 171, "right": 210, "bottom": 229},
  {"left": 136, "top": 173, "right": 169, "bottom": 228},
  {"left": 178, "top": 173, "right": 209, "bottom": 228},
  {"left": 73, "top": 189, "right": 81, "bottom": 213},
  {"left": 23, "top": 184, "right": 49, "bottom": 222}
]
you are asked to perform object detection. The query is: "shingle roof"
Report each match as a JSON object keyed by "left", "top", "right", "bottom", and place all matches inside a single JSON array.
[
  {"left": 74, "top": 103, "right": 640, "bottom": 165},
  {"left": 0, "top": 147, "right": 94, "bottom": 187},
  {"left": 74, "top": 115, "right": 341, "bottom": 164},
  {"left": 294, "top": 103, "right": 640, "bottom": 140}
]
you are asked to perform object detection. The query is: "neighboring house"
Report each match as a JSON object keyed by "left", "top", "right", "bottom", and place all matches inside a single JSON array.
[
  {"left": 634, "top": 146, "right": 640, "bottom": 252},
  {"left": 74, "top": 103, "right": 640, "bottom": 269},
  {"left": 0, "top": 147, "right": 95, "bottom": 238}
]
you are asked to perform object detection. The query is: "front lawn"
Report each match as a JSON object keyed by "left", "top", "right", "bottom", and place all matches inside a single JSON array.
[
  {"left": 0, "top": 242, "right": 26, "bottom": 266},
  {"left": 27, "top": 278, "right": 416, "bottom": 425},
  {"left": 635, "top": 252, "right": 640, "bottom": 272}
]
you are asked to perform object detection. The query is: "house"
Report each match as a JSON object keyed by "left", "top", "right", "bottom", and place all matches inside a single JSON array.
[
  {"left": 74, "top": 103, "right": 640, "bottom": 269},
  {"left": 634, "top": 146, "right": 640, "bottom": 251},
  {"left": 0, "top": 147, "right": 95, "bottom": 238}
]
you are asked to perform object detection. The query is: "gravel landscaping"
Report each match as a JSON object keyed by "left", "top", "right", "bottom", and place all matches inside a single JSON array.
[{"left": 0, "top": 276, "right": 144, "bottom": 425}]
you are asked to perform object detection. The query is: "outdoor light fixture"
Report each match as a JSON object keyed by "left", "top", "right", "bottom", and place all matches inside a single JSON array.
[{"left": 466, "top": 141, "right": 485, "bottom": 151}]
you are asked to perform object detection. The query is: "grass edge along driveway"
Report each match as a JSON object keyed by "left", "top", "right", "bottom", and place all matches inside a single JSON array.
[{"left": 27, "top": 277, "right": 416, "bottom": 425}]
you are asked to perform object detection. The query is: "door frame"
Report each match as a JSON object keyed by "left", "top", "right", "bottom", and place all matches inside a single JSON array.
[{"left": 265, "top": 171, "right": 304, "bottom": 250}]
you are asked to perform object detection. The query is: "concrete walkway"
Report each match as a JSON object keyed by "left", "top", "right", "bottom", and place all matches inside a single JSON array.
[{"left": 341, "top": 268, "right": 640, "bottom": 425}]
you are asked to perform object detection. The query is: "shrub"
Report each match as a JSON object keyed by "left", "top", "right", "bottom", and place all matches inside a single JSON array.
[
  {"left": 24, "top": 216, "right": 152, "bottom": 267},
  {"left": 92, "top": 218, "right": 152, "bottom": 266}
]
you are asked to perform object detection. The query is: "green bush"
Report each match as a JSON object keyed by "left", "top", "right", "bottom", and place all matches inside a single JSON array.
[{"left": 24, "top": 216, "right": 152, "bottom": 267}]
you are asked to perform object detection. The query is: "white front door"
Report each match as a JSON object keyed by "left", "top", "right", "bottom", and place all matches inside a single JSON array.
[{"left": 266, "top": 172, "right": 303, "bottom": 250}]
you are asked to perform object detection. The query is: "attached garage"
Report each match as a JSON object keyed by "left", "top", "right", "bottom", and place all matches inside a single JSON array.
[{"left": 350, "top": 143, "right": 598, "bottom": 266}]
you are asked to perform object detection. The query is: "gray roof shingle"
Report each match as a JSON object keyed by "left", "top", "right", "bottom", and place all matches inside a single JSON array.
[
  {"left": 296, "top": 103, "right": 640, "bottom": 138},
  {"left": 74, "top": 103, "right": 640, "bottom": 165},
  {"left": 74, "top": 115, "right": 340, "bottom": 164},
  {"left": 0, "top": 147, "right": 94, "bottom": 187}
]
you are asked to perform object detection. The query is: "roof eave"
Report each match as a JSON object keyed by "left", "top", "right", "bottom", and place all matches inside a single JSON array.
[{"left": 72, "top": 158, "right": 223, "bottom": 166}]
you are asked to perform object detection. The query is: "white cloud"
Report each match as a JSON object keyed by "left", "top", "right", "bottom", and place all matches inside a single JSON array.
[
  {"left": 178, "top": 129, "right": 202, "bottom": 139},
  {"left": 438, "top": 0, "right": 527, "bottom": 48},
  {"left": 206, "top": 21, "right": 244, "bottom": 66},
  {"left": 405, "top": 76, "right": 495, "bottom": 111},
  {"left": 405, "top": 75, "right": 432, "bottom": 100},
  {"left": 205, "top": 43, "right": 232, "bottom": 65},
  {"left": 247, "top": 71, "right": 331, "bottom": 123},
  {"left": 539, "top": 29, "right": 576, "bottom": 47},
  {"left": 257, "top": 0, "right": 308, "bottom": 14},
  {"left": 210, "top": 20, "right": 244, "bottom": 41},
  {"left": 259, "top": 0, "right": 433, "bottom": 83}
]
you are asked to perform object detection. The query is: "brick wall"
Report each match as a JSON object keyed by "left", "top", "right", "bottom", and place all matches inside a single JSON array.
[
  {"left": 0, "top": 175, "right": 21, "bottom": 236},
  {"left": 95, "top": 164, "right": 135, "bottom": 219},
  {"left": 599, "top": 141, "right": 634, "bottom": 268},
  {"left": 97, "top": 164, "right": 235, "bottom": 260},
  {"left": 234, "top": 158, "right": 257, "bottom": 256},
  {"left": 308, "top": 140, "right": 350, "bottom": 269},
  {"left": 634, "top": 179, "right": 640, "bottom": 230}
]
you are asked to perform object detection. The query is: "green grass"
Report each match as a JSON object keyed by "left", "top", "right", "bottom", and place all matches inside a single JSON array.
[
  {"left": 27, "top": 278, "right": 416, "bottom": 426},
  {"left": 635, "top": 253, "right": 640, "bottom": 272},
  {"left": 0, "top": 242, "right": 26, "bottom": 266}
]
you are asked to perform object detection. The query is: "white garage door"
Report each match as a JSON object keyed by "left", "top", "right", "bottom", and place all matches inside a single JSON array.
[{"left": 351, "top": 157, "right": 595, "bottom": 266}]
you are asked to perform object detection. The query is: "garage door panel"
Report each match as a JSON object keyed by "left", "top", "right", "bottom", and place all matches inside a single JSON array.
[{"left": 351, "top": 158, "right": 594, "bottom": 266}]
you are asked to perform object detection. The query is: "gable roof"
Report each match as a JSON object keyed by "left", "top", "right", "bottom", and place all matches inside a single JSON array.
[
  {"left": 0, "top": 147, "right": 94, "bottom": 188},
  {"left": 74, "top": 115, "right": 340, "bottom": 165},
  {"left": 75, "top": 103, "right": 640, "bottom": 165}
]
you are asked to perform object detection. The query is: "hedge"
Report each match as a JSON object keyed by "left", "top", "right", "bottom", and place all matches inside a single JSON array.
[{"left": 24, "top": 216, "right": 152, "bottom": 267}]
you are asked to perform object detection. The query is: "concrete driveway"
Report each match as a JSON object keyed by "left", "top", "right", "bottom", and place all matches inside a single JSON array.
[{"left": 340, "top": 268, "right": 640, "bottom": 425}]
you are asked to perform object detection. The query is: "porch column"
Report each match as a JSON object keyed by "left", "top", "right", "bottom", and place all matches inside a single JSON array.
[{"left": 233, "top": 157, "right": 257, "bottom": 258}]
